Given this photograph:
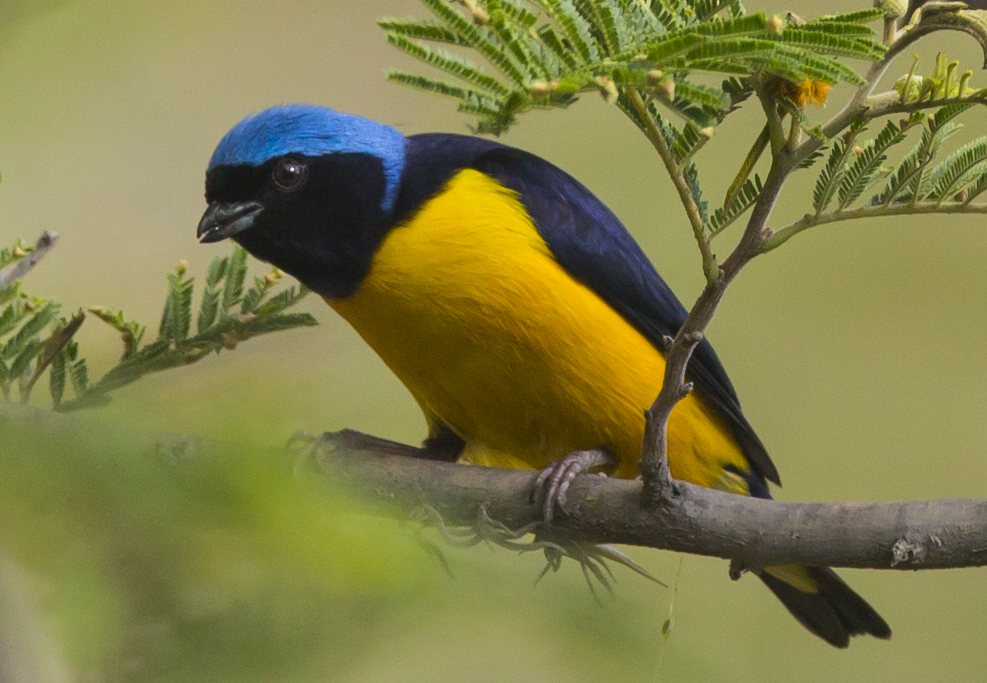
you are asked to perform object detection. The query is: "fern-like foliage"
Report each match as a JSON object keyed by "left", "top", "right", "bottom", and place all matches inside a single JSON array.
[
  {"left": 806, "top": 96, "right": 987, "bottom": 218},
  {"left": 837, "top": 119, "right": 911, "bottom": 210},
  {"left": 0, "top": 238, "right": 317, "bottom": 411},
  {"left": 873, "top": 104, "right": 970, "bottom": 207},
  {"left": 54, "top": 246, "right": 317, "bottom": 412},
  {"left": 710, "top": 173, "right": 761, "bottom": 234},
  {"left": 812, "top": 120, "right": 865, "bottom": 214},
  {"left": 926, "top": 137, "right": 987, "bottom": 203},
  {"left": 0, "top": 239, "right": 67, "bottom": 404},
  {"left": 381, "top": 0, "right": 885, "bottom": 134},
  {"left": 965, "top": 171, "right": 987, "bottom": 204}
]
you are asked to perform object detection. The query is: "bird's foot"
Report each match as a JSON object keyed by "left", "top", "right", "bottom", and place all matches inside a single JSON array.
[
  {"left": 538, "top": 541, "right": 668, "bottom": 602},
  {"left": 531, "top": 448, "right": 616, "bottom": 523}
]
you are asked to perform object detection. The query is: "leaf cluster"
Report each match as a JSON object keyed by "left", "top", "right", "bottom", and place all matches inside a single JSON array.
[
  {"left": 55, "top": 246, "right": 317, "bottom": 411},
  {"left": 813, "top": 92, "right": 987, "bottom": 217},
  {"left": 382, "top": 0, "right": 887, "bottom": 134},
  {"left": 0, "top": 240, "right": 318, "bottom": 412}
]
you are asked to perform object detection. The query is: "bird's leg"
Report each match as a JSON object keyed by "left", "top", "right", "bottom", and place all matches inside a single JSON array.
[{"left": 531, "top": 448, "right": 617, "bottom": 523}]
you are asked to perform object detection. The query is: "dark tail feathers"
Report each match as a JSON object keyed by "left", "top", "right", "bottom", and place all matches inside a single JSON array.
[{"left": 759, "top": 567, "right": 891, "bottom": 648}]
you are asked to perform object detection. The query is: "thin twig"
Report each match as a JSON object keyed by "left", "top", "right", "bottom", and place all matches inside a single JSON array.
[
  {"left": 871, "top": 92, "right": 987, "bottom": 117},
  {"left": 626, "top": 89, "right": 719, "bottom": 285},
  {"left": 754, "top": 78, "right": 786, "bottom": 156},
  {"left": 20, "top": 309, "right": 86, "bottom": 404},
  {"left": 722, "top": 124, "right": 768, "bottom": 217},
  {"left": 762, "top": 202, "right": 987, "bottom": 252},
  {"left": 0, "top": 232, "right": 59, "bottom": 289},
  {"left": 639, "top": 162, "right": 789, "bottom": 504}
]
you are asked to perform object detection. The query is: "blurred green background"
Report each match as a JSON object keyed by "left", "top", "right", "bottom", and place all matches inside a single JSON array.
[{"left": 1, "top": 0, "right": 986, "bottom": 681}]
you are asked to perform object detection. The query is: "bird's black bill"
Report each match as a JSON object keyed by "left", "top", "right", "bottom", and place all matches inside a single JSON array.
[{"left": 197, "top": 201, "right": 263, "bottom": 243}]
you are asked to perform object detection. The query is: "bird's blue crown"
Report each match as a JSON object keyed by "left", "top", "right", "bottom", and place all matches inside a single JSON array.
[{"left": 209, "top": 104, "right": 407, "bottom": 210}]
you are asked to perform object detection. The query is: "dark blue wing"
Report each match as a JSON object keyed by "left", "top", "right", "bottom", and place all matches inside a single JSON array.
[{"left": 396, "top": 134, "right": 779, "bottom": 487}]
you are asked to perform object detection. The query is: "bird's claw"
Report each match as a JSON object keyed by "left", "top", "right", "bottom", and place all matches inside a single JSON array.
[{"left": 531, "top": 448, "right": 616, "bottom": 523}]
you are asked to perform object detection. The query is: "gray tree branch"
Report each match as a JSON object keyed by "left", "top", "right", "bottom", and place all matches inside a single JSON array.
[
  {"left": 4, "top": 396, "right": 987, "bottom": 573},
  {"left": 312, "top": 432, "right": 987, "bottom": 571}
]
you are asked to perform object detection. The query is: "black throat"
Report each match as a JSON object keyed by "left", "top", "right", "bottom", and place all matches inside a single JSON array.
[{"left": 205, "top": 153, "right": 395, "bottom": 299}]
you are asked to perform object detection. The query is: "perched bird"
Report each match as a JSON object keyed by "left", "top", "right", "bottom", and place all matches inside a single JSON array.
[{"left": 198, "top": 104, "right": 891, "bottom": 647}]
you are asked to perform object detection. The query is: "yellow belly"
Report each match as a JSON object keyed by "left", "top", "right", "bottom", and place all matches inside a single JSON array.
[{"left": 328, "top": 169, "right": 750, "bottom": 488}]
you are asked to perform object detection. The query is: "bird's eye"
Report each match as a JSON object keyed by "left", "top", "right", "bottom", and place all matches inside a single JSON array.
[{"left": 272, "top": 159, "right": 307, "bottom": 191}]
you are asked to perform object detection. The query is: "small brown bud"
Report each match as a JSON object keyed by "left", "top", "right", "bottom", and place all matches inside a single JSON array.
[
  {"left": 699, "top": 127, "right": 715, "bottom": 140},
  {"left": 220, "top": 333, "right": 238, "bottom": 350},
  {"left": 768, "top": 14, "right": 784, "bottom": 33},
  {"left": 24, "top": 300, "right": 36, "bottom": 312},
  {"left": 955, "top": 189, "right": 968, "bottom": 203},
  {"left": 660, "top": 80, "right": 676, "bottom": 101},
  {"left": 531, "top": 80, "right": 550, "bottom": 98},
  {"left": 852, "top": 145, "right": 864, "bottom": 156},
  {"left": 647, "top": 69, "right": 664, "bottom": 85}
]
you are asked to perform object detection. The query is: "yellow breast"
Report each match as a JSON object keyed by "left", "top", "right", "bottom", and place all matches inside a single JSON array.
[{"left": 328, "top": 169, "right": 749, "bottom": 487}]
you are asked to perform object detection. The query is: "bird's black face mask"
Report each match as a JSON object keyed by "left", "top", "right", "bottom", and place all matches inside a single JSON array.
[{"left": 199, "top": 153, "right": 395, "bottom": 299}]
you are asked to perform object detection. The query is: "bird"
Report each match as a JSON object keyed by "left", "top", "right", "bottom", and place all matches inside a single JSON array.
[{"left": 197, "top": 104, "right": 891, "bottom": 648}]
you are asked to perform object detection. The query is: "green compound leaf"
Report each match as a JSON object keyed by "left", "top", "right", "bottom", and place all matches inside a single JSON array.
[
  {"left": 815, "top": 8, "right": 886, "bottom": 25},
  {"left": 711, "top": 173, "right": 762, "bottom": 234},
  {"left": 378, "top": 17, "right": 467, "bottom": 44},
  {"left": 159, "top": 267, "right": 194, "bottom": 342},
  {"left": 221, "top": 245, "right": 249, "bottom": 318},
  {"left": 927, "top": 136, "right": 987, "bottom": 202},
  {"left": 383, "top": 1, "right": 882, "bottom": 134},
  {"left": 838, "top": 119, "right": 909, "bottom": 210}
]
